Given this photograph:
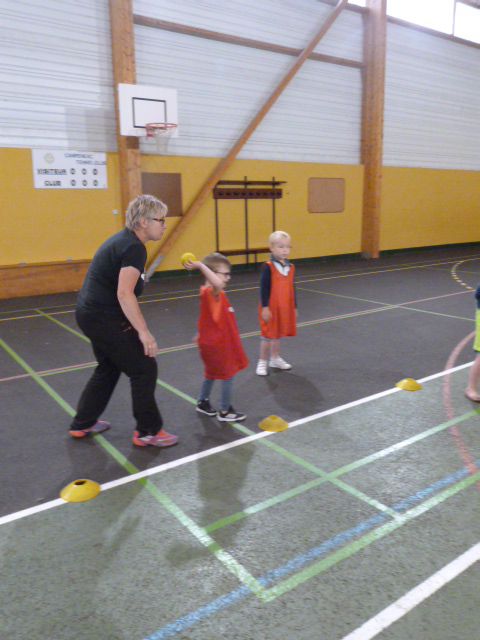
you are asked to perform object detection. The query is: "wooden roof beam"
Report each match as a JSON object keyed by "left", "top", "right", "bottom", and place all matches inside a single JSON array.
[{"left": 133, "top": 15, "right": 363, "bottom": 70}]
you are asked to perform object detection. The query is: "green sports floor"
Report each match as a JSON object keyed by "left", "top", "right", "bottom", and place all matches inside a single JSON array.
[{"left": 1, "top": 246, "right": 480, "bottom": 639}]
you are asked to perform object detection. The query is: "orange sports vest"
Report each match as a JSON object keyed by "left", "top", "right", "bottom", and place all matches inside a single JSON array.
[
  {"left": 198, "top": 286, "right": 249, "bottom": 380},
  {"left": 259, "top": 262, "right": 296, "bottom": 339}
]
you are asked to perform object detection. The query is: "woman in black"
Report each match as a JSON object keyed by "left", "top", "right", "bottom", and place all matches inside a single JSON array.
[{"left": 69, "top": 194, "right": 178, "bottom": 448}]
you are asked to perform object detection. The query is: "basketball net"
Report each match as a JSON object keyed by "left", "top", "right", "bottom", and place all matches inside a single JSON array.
[{"left": 144, "top": 123, "right": 178, "bottom": 154}]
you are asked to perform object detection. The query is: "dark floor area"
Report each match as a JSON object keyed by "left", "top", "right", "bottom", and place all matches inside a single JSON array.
[{"left": 1, "top": 245, "right": 480, "bottom": 515}]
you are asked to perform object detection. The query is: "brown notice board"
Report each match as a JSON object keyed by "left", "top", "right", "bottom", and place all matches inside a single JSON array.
[
  {"left": 141, "top": 173, "right": 183, "bottom": 216},
  {"left": 308, "top": 178, "right": 345, "bottom": 213}
]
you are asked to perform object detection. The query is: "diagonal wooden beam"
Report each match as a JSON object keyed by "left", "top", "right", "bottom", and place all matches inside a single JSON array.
[{"left": 146, "top": 0, "right": 349, "bottom": 278}]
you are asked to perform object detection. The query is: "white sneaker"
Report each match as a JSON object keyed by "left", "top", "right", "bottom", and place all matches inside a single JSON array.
[
  {"left": 269, "top": 357, "right": 292, "bottom": 370},
  {"left": 256, "top": 360, "right": 268, "bottom": 376}
]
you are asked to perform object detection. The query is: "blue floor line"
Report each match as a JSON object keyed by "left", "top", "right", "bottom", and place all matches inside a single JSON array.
[{"left": 143, "top": 461, "right": 476, "bottom": 640}]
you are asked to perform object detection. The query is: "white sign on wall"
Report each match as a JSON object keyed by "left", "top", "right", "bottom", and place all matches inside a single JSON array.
[{"left": 32, "top": 150, "right": 107, "bottom": 189}]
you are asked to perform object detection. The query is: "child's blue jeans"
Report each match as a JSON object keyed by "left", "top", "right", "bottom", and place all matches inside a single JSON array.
[{"left": 199, "top": 378, "right": 233, "bottom": 411}]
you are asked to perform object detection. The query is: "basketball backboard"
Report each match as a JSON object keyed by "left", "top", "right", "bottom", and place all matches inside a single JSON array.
[{"left": 118, "top": 83, "right": 179, "bottom": 137}]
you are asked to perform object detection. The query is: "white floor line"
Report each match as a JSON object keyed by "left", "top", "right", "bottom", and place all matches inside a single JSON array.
[
  {"left": 340, "top": 541, "right": 480, "bottom": 640},
  {"left": 288, "top": 360, "right": 473, "bottom": 429},
  {"left": 0, "top": 499, "right": 64, "bottom": 526},
  {"left": 0, "top": 359, "right": 474, "bottom": 528}
]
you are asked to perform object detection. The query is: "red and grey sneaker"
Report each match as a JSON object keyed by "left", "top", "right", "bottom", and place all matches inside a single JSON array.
[
  {"left": 132, "top": 429, "right": 179, "bottom": 448},
  {"left": 69, "top": 420, "right": 111, "bottom": 438}
]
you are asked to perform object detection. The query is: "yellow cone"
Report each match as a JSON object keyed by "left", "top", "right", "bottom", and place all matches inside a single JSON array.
[
  {"left": 259, "top": 415, "right": 289, "bottom": 432},
  {"left": 395, "top": 378, "right": 422, "bottom": 392},
  {"left": 180, "top": 252, "right": 196, "bottom": 266},
  {"left": 60, "top": 479, "right": 101, "bottom": 503}
]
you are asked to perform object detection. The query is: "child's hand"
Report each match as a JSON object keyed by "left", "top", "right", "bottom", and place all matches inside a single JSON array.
[
  {"left": 261, "top": 307, "right": 271, "bottom": 323},
  {"left": 184, "top": 260, "right": 202, "bottom": 271}
]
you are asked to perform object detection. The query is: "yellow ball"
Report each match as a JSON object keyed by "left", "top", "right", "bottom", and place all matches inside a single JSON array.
[{"left": 181, "top": 252, "right": 196, "bottom": 266}]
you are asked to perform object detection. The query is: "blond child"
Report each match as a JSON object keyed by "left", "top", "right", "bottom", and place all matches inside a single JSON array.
[
  {"left": 185, "top": 253, "right": 248, "bottom": 421},
  {"left": 256, "top": 231, "right": 297, "bottom": 376}
]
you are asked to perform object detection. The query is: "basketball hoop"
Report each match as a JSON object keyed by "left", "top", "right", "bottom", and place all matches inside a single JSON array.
[
  {"left": 144, "top": 122, "right": 178, "bottom": 154},
  {"left": 145, "top": 122, "right": 178, "bottom": 138}
]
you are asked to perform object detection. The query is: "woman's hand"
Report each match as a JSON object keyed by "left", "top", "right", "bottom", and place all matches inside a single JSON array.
[
  {"left": 138, "top": 329, "right": 158, "bottom": 357},
  {"left": 261, "top": 307, "right": 271, "bottom": 323}
]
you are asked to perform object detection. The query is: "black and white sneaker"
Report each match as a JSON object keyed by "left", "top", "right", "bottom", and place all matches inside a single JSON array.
[
  {"left": 196, "top": 399, "right": 217, "bottom": 416},
  {"left": 217, "top": 406, "right": 246, "bottom": 422}
]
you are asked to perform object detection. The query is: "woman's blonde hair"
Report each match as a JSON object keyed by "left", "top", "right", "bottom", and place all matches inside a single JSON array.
[{"left": 125, "top": 194, "right": 168, "bottom": 230}]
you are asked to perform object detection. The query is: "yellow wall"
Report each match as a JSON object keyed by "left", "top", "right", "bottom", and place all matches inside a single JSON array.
[
  {"left": 1, "top": 148, "right": 479, "bottom": 274},
  {"left": 381, "top": 167, "right": 480, "bottom": 250},
  {"left": 142, "top": 156, "right": 363, "bottom": 270},
  {"left": 0, "top": 149, "right": 123, "bottom": 264}
]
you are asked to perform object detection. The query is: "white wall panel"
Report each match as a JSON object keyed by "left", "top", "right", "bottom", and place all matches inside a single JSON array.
[
  {"left": 136, "top": 25, "right": 362, "bottom": 162},
  {"left": 384, "top": 23, "right": 480, "bottom": 169},
  {"left": 2, "top": 0, "right": 479, "bottom": 170},
  {"left": 0, "top": 0, "right": 115, "bottom": 150},
  {"left": 134, "top": 0, "right": 364, "bottom": 62}
]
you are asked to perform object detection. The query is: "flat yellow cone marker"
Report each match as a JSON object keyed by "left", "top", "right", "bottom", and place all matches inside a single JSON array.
[
  {"left": 395, "top": 377, "right": 422, "bottom": 392},
  {"left": 60, "top": 479, "right": 101, "bottom": 503},
  {"left": 181, "top": 252, "right": 196, "bottom": 266},
  {"left": 259, "top": 415, "right": 288, "bottom": 432}
]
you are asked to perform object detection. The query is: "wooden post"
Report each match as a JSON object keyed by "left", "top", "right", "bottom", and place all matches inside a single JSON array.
[
  {"left": 109, "top": 0, "right": 141, "bottom": 219},
  {"left": 361, "top": 0, "right": 387, "bottom": 259},
  {"left": 146, "top": 0, "right": 349, "bottom": 277}
]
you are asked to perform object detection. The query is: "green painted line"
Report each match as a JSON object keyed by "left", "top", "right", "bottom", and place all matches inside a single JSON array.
[
  {"left": 298, "top": 286, "right": 472, "bottom": 323},
  {"left": 204, "top": 406, "right": 480, "bottom": 533},
  {"left": 35, "top": 309, "right": 89, "bottom": 342},
  {"left": 296, "top": 286, "right": 393, "bottom": 308},
  {"left": 153, "top": 377, "right": 399, "bottom": 518},
  {"left": 205, "top": 477, "right": 327, "bottom": 533},
  {"left": 95, "top": 434, "right": 142, "bottom": 476},
  {"left": 143, "top": 481, "right": 268, "bottom": 600},
  {"left": 0, "top": 338, "right": 76, "bottom": 417},
  {"left": 329, "top": 407, "right": 480, "bottom": 478},
  {"left": 204, "top": 408, "right": 480, "bottom": 532},
  {"left": 258, "top": 438, "right": 401, "bottom": 520},
  {"left": 262, "top": 467, "right": 480, "bottom": 602},
  {"left": 156, "top": 378, "right": 197, "bottom": 404},
  {"left": 0, "top": 337, "right": 266, "bottom": 600},
  {"left": 396, "top": 306, "right": 473, "bottom": 322}
]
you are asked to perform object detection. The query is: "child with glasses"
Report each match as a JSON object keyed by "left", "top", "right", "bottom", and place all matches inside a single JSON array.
[
  {"left": 256, "top": 230, "right": 297, "bottom": 376},
  {"left": 184, "top": 252, "right": 248, "bottom": 421}
]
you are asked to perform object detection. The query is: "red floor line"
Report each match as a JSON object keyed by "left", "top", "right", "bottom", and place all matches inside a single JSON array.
[{"left": 442, "top": 330, "right": 480, "bottom": 489}]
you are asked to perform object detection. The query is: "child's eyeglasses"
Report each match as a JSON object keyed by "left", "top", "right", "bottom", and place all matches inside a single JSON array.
[{"left": 213, "top": 271, "right": 231, "bottom": 278}]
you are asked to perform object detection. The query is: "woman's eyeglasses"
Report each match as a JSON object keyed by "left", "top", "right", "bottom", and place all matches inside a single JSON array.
[{"left": 151, "top": 217, "right": 166, "bottom": 226}]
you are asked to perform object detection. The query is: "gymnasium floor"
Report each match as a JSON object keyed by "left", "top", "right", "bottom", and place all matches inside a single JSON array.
[{"left": 1, "top": 245, "right": 480, "bottom": 639}]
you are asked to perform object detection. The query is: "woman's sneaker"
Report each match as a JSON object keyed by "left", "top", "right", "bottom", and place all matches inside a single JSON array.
[
  {"left": 196, "top": 399, "right": 217, "bottom": 416},
  {"left": 69, "top": 420, "right": 111, "bottom": 438},
  {"left": 132, "top": 429, "right": 179, "bottom": 448},
  {"left": 269, "top": 356, "right": 292, "bottom": 370},
  {"left": 217, "top": 406, "right": 246, "bottom": 422}
]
